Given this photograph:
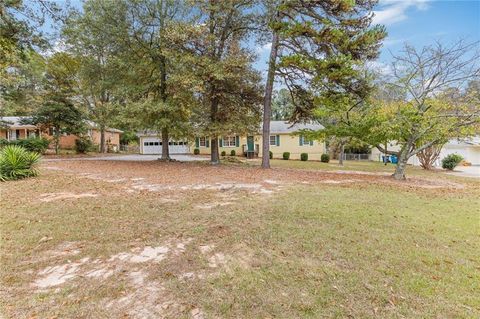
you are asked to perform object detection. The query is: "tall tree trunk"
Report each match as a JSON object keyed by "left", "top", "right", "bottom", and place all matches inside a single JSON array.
[
  {"left": 210, "top": 95, "right": 220, "bottom": 165},
  {"left": 160, "top": 127, "right": 170, "bottom": 160},
  {"left": 158, "top": 54, "right": 170, "bottom": 161},
  {"left": 393, "top": 145, "right": 410, "bottom": 180},
  {"left": 261, "top": 29, "right": 280, "bottom": 169},
  {"left": 338, "top": 142, "right": 345, "bottom": 166},
  {"left": 54, "top": 133, "right": 60, "bottom": 155},
  {"left": 210, "top": 135, "right": 219, "bottom": 165},
  {"left": 100, "top": 126, "right": 106, "bottom": 153}
]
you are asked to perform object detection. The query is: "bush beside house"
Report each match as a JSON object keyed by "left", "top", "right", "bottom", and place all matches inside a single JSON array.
[
  {"left": 0, "top": 137, "right": 50, "bottom": 154},
  {"left": 283, "top": 152, "right": 290, "bottom": 160},
  {"left": 441, "top": 154, "right": 463, "bottom": 170},
  {"left": 75, "top": 137, "right": 94, "bottom": 154},
  {"left": 300, "top": 153, "right": 308, "bottom": 161},
  {"left": 321, "top": 154, "right": 330, "bottom": 163}
]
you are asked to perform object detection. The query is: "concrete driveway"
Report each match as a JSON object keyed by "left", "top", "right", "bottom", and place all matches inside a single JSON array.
[
  {"left": 88, "top": 154, "right": 209, "bottom": 162},
  {"left": 44, "top": 154, "right": 209, "bottom": 162},
  {"left": 448, "top": 165, "right": 480, "bottom": 178}
]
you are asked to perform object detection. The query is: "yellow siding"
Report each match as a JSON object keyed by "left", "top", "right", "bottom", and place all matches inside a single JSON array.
[
  {"left": 261, "top": 134, "right": 325, "bottom": 160},
  {"left": 193, "top": 134, "right": 326, "bottom": 160}
]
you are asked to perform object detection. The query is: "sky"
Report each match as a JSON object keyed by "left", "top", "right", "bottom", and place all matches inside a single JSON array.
[
  {"left": 37, "top": 0, "right": 480, "bottom": 76},
  {"left": 255, "top": 0, "right": 480, "bottom": 75}
]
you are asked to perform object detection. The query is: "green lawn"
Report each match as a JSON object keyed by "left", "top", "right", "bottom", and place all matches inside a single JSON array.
[{"left": 1, "top": 160, "right": 479, "bottom": 318}]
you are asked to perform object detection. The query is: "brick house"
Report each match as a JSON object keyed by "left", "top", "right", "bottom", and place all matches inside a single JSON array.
[{"left": 0, "top": 116, "right": 122, "bottom": 151}]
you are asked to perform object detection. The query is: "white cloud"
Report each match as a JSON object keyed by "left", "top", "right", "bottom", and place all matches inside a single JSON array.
[
  {"left": 256, "top": 42, "right": 272, "bottom": 54},
  {"left": 373, "top": 0, "right": 430, "bottom": 26},
  {"left": 366, "top": 60, "right": 393, "bottom": 76}
]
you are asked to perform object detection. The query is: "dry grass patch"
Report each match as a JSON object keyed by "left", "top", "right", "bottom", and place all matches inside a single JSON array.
[{"left": 1, "top": 159, "right": 479, "bottom": 318}]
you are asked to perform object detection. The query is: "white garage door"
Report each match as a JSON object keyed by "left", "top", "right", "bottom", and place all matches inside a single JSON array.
[{"left": 141, "top": 137, "right": 190, "bottom": 154}]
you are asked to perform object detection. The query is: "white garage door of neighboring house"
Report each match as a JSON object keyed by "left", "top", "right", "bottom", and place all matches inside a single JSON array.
[
  {"left": 438, "top": 145, "right": 480, "bottom": 166},
  {"left": 141, "top": 137, "right": 190, "bottom": 154}
]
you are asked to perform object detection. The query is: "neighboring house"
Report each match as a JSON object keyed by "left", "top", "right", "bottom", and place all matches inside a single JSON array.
[
  {"left": 138, "top": 121, "right": 326, "bottom": 160},
  {"left": 0, "top": 116, "right": 123, "bottom": 151},
  {"left": 371, "top": 136, "right": 480, "bottom": 166}
]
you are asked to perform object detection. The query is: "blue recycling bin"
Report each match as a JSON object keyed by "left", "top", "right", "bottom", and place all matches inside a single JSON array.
[{"left": 391, "top": 155, "right": 398, "bottom": 164}]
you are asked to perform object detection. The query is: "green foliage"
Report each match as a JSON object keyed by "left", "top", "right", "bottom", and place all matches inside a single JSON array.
[
  {"left": 12, "top": 137, "right": 50, "bottom": 154},
  {"left": 441, "top": 154, "right": 463, "bottom": 170},
  {"left": 283, "top": 152, "right": 290, "bottom": 160},
  {"left": 28, "top": 95, "right": 85, "bottom": 153},
  {"left": 75, "top": 137, "right": 94, "bottom": 154},
  {"left": 272, "top": 89, "right": 294, "bottom": 120},
  {"left": 230, "top": 150, "right": 236, "bottom": 156},
  {"left": 0, "top": 137, "right": 50, "bottom": 154},
  {"left": 321, "top": 154, "right": 330, "bottom": 163},
  {"left": 221, "top": 151, "right": 226, "bottom": 156},
  {"left": 269, "top": 151, "right": 273, "bottom": 159},
  {"left": 300, "top": 153, "right": 308, "bottom": 161},
  {"left": 0, "top": 145, "right": 41, "bottom": 181},
  {"left": 0, "top": 139, "right": 9, "bottom": 148},
  {"left": 193, "top": 148, "right": 200, "bottom": 155},
  {"left": 120, "top": 131, "right": 139, "bottom": 145}
]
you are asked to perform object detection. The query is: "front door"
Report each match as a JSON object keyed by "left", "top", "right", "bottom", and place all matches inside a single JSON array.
[{"left": 247, "top": 136, "right": 254, "bottom": 152}]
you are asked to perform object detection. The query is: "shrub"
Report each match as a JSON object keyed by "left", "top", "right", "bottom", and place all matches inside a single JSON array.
[
  {"left": 230, "top": 150, "right": 236, "bottom": 156},
  {"left": 18, "top": 137, "right": 50, "bottom": 154},
  {"left": 282, "top": 152, "right": 290, "bottom": 160},
  {"left": 269, "top": 151, "right": 273, "bottom": 159},
  {"left": 6, "top": 137, "right": 50, "bottom": 154},
  {"left": 193, "top": 148, "right": 200, "bottom": 155},
  {"left": 321, "top": 154, "right": 330, "bottom": 163},
  {"left": 75, "top": 137, "right": 94, "bottom": 154},
  {"left": 221, "top": 151, "right": 226, "bottom": 156},
  {"left": 441, "top": 154, "right": 463, "bottom": 170},
  {"left": 300, "top": 153, "right": 308, "bottom": 161},
  {"left": 0, "top": 145, "right": 41, "bottom": 181},
  {"left": 0, "top": 139, "right": 9, "bottom": 148}
]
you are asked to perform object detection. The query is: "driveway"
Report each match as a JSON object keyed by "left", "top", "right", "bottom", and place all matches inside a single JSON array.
[
  {"left": 44, "top": 154, "right": 209, "bottom": 162},
  {"left": 89, "top": 154, "right": 209, "bottom": 162},
  {"left": 448, "top": 165, "right": 480, "bottom": 178}
]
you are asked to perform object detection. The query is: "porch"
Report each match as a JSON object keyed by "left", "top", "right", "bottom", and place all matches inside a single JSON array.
[{"left": 242, "top": 144, "right": 260, "bottom": 158}]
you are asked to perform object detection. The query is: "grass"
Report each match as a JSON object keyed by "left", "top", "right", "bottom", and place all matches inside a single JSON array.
[
  {"left": 270, "top": 158, "right": 432, "bottom": 175},
  {"left": 1, "top": 160, "right": 479, "bottom": 318}
]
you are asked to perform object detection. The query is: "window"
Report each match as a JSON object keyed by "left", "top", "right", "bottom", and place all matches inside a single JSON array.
[
  {"left": 269, "top": 135, "right": 277, "bottom": 146},
  {"left": 144, "top": 142, "right": 148, "bottom": 146},
  {"left": 223, "top": 136, "right": 236, "bottom": 147},
  {"left": 301, "top": 136, "right": 313, "bottom": 146},
  {"left": 199, "top": 137, "right": 206, "bottom": 147}
]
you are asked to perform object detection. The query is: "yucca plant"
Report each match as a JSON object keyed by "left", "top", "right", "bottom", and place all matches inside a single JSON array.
[{"left": 0, "top": 145, "right": 41, "bottom": 181}]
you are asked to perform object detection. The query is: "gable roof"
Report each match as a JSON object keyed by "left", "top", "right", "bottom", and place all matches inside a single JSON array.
[
  {"left": 0, "top": 116, "right": 37, "bottom": 129},
  {"left": 0, "top": 116, "right": 123, "bottom": 133},
  {"left": 269, "top": 121, "right": 324, "bottom": 134}
]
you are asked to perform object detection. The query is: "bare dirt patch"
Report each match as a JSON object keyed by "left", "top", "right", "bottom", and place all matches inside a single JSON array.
[
  {"left": 28, "top": 235, "right": 252, "bottom": 318},
  {"left": 41, "top": 159, "right": 470, "bottom": 198},
  {"left": 39, "top": 192, "right": 98, "bottom": 202}
]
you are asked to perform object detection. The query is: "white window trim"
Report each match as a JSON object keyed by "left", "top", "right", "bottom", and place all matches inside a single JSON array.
[
  {"left": 302, "top": 136, "right": 313, "bottom": 146},
  {"left": 223, "top": 136, "right": 236, "bottom": 147},
  {"left": 199, "top": 137, "right": 206, "bottom": 147},
  {"left": 269, "top": 135, "right": 277, "bottom": 146}
]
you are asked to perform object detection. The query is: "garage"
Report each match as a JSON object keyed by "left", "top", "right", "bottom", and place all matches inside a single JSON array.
[{"left": 140, "top": 137, "right": 190, "bottom": 155}]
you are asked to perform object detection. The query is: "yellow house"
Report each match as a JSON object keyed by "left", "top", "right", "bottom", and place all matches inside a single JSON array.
[{"left": 139, "top": 121, "right": 326, "bottom": 160}]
